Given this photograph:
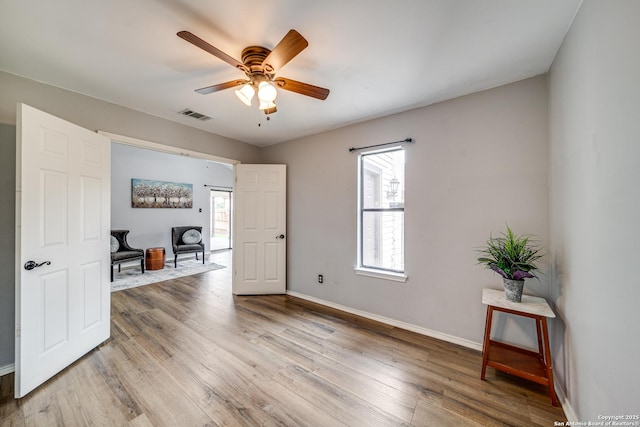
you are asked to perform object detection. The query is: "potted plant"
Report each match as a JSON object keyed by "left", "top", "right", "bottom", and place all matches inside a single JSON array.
[{"left": 477, "top": 225, "right": 543, "bottom": 302}]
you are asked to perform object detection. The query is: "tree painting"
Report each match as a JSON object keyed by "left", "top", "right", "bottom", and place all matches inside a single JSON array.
[{"left": 131, "top": 179, "right": 193, "bottom": 208}]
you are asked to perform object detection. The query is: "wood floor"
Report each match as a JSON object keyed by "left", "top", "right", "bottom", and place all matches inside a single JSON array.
[{"left": 1, "top": 251, "right": 566, "bottom": 426}]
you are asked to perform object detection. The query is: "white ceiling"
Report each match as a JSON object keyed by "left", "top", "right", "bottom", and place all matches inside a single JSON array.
[{"left": 0, "top": 0, "right": 581, "bottom": 147}]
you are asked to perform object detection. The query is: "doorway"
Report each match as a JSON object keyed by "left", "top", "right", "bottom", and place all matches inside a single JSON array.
[{"left": 210, "top": 190, "right": 232, "bottom": 251}]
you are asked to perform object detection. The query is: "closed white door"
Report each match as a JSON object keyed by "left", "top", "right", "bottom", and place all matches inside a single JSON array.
[
  {"left": 15, "top": 104, "right": 111, "bottom": 398},
  {"left": 233, "top": 164, "right": 286, "bottom": 295}
]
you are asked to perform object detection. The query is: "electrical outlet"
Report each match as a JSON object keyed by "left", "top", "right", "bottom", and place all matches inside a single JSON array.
[{"left": 318, "top": 274, "right": 324, "bottom": 284}]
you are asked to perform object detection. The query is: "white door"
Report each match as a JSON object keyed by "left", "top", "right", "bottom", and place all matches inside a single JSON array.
[
  {"left": 233, "top": 164, "right": 286, "bottom": 295},
  {"left": 15, "top": 104, "right": 111, "bottom": 398}
]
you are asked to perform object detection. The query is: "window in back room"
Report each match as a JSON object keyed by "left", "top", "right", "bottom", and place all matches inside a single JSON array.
[{"left": 357, "top": 148, "right": 405, "bottom": 275}]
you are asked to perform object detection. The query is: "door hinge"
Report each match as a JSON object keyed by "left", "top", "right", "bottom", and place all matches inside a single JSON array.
[{"left": 15, "top": 325, "right": 21, "bottom": 338}]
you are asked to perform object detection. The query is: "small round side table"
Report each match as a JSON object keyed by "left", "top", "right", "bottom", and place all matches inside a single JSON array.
[{"left": 145, "top": 247, "right": 166, "bottom": 270}]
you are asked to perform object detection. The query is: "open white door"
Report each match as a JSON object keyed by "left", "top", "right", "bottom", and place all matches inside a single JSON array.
[
  {"left": 233, "top": 164, "right": 286, "bottom": 295},
  {"left": 15, "top": 104, "right": 111, "bottom": 398}
]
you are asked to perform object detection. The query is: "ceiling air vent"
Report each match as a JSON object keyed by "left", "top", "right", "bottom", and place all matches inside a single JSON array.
[{"left": 179, "top": 108, "right": 212, "bottom": 121}]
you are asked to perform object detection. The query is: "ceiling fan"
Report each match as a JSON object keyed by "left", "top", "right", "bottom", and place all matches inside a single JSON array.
[{"left": 177, "top": 29, "right": 330, "bottom": 115}]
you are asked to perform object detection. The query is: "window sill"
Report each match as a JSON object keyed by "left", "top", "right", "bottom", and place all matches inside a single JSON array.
[{"left": 354, "top": 267, "right": 408, "bottom": 283}]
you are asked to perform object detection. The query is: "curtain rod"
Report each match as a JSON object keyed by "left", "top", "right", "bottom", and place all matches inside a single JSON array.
[
  {"left": 204, "top": 185, "right": 232, "bottom": 190},
  {"left": 348, "top": 138, "right": 414, "bottom": 153}
]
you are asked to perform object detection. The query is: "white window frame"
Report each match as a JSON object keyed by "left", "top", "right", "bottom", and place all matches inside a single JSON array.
[{"left": 355, "top": 147, "right": 407, "bottom": 282}]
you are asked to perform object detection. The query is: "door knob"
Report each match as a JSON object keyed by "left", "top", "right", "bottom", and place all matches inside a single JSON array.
[
  {"left": 276, "top": 234, "right": 285, "bottom": 239},
  {"left": 24, "top": 260, "right": 51, "bottom": 271}
]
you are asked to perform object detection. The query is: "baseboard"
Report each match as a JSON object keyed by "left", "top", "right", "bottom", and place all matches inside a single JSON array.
[
  {"left": 285, "top": 290, "right": 483, "bottom": 351},
  {"left": 0, "top": 363, "right": 15, "bottom": 376},
  {"left": 554, "top": 378, "right": 577, "bottom": 422}
]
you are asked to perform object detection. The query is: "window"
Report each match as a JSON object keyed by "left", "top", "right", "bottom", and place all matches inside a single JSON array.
[{"left": 357, "top": 148, "right": 406, "bottom": 280}]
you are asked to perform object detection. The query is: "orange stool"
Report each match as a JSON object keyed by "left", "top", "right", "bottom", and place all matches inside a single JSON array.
[{"left": 145, "top": 247, "right": 166, "bottom": 270}]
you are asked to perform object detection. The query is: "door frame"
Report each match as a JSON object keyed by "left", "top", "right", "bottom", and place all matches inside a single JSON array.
[{"left": 97, "top": 132, "right": 240, "bottom": 166}]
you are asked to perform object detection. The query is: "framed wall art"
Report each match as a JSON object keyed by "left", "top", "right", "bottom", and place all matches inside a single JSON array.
[{"left": 131, "top": 178, "right": 193, "bottom": 208}]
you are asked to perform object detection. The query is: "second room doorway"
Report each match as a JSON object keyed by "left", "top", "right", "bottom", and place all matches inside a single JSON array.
[{"left": 210, "top": 190, "right": 232, "bottom": 251}]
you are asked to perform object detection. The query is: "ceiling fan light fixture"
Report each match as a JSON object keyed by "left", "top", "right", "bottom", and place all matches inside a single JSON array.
[
  {"left": 235, "top": 83, "right": 255, "bottom": 106},
  {"left": 258, "top": 100, "right": 276, "bottom": 110},
  {"left": 258, "top": 81, "right": 278, "bottom": 103}
]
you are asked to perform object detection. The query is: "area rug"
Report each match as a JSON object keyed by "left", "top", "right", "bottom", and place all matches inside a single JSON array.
[{"left": 111, "top": 258, "right": 225, "bottom": 292}]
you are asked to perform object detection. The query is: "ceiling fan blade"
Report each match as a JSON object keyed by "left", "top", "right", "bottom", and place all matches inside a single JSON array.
[
  {"left": 274, "top": 78, "right": 330, "bottom": 100},
  {"left": 195, "top": 79, "right": 248, "bottom": 95},
  {"left": 262, "top": 29, "right": 308, "bottom": 73},
  {"left": 177, "top": 31, "right": 248, "bottom": 72}
]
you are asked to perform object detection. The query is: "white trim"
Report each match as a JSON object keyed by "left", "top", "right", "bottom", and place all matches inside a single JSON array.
[
  {"left": 286, "top": 290, "right": 482, "bottom": 351},
  {"left": 0, "top": 363, "right": 15, "bottom": 376},
  {"left": 97, "top": 131, "right": 240, "bottom": 165},
  {"left": 354, "top": 267, "right": 408, "bottom": 282},
  {"left": 553, "top": 378, "right": 577, "bottom": 422}
]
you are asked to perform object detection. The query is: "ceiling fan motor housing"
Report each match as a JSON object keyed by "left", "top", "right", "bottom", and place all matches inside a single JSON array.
[{"left": 241, "top": 46, "right": 275, "bottom": 79}]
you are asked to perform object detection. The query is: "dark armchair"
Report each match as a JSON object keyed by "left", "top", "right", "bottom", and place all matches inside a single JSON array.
[
  {"left": 110, "top": 230, "right": 145, "bottom": 282},
  {"left": 171, "top": 226, "right": 205, "bottom": 268}
]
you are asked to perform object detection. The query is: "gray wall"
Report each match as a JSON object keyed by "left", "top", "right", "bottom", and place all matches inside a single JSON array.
[
  {"left": 0, "top": 124, "right": 16, "bottom": 369},
  {"left": 111, "top": 143, "right": 233, "bottom": 257},
  {"left": 262, "top": 76, "right": 550, "bottom": 349},
  {"left": 548, "top": 0, "right": 640, "bottom": 419}
]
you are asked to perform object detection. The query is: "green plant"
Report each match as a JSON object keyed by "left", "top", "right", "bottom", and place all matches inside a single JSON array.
[{"left": 477, "top": 225, "right": 543, "bottom": 280}]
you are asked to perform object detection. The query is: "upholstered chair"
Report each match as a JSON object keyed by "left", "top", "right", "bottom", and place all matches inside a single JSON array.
[
  {"left": 110, "top": 230, "right": 145, "bottom": 282},
  {"left": 171, "top": 226, "right": 206, "bottom": 268}
]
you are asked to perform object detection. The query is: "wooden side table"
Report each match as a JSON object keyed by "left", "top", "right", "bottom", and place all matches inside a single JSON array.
[
  {"left": 145, "top": 247, "right": 166, "bottom": 270},
  {"left": 481, "top": 288, "right": 558, "bottom": 406}
]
